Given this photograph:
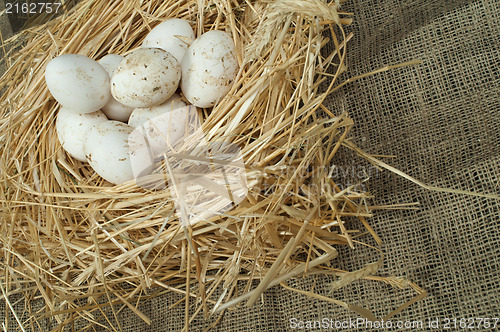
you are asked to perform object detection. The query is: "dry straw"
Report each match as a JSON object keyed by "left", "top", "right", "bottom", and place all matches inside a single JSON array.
[{"left": 0, "top": 0, "right": 450, "bottom": 330}]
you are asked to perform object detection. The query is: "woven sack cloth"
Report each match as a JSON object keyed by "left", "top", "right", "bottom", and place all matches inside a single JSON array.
[{"left": 1, "top": 0, "right": 498, "bottom": 330}]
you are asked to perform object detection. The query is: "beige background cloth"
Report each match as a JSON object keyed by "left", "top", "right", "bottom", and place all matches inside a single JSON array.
[{"left": 1, "top": 0, "right": 499, "bottom": 330}]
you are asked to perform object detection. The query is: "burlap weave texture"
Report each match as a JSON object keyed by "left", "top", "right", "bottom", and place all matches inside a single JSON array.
[
  {"left": 1, "top": 0, "right": 498, "bottom": 330},
  {"left": 136, "top": 0, "right": 500, "bottom": 330}
]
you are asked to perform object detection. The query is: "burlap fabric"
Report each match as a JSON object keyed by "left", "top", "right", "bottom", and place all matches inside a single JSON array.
[{"left": 1, "top": 0, "right": 499, "bottom": 330}]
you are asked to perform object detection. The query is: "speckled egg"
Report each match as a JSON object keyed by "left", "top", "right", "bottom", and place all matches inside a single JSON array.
[
  {"left": 181, "top": 30, "right": 238, "bottom": 108},
  {"left": 110, "top": 48, "right": 181, "bottom": 108}
]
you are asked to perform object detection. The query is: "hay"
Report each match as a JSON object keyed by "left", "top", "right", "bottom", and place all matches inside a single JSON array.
[{"left": 0, "top": 0, "right": 428, "bottom": 330}]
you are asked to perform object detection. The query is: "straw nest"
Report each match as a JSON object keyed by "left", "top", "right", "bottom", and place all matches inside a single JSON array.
[{"left": 0, "top": 0, "right": 428, "bottom": 330}]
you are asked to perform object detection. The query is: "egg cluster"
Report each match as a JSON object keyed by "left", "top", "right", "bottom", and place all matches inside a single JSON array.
[{"left": 45, "top": 19, "right": 239, "bottom": 185}]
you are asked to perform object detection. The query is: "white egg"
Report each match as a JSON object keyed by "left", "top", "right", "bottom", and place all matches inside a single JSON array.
[
  {"left": 97, "top": 54, "right": 134, "bottom": 122},
  {"left": 128, "top": 95, "right": 191, "bottom": 155},
  {"left": 45, "top": 54, "right": 110, "bottom": 113},
  {"left": 97, "top": 54, "right": 124, "bottom": 73},
  {"left": 181, "top": 30, "right": 238, "bottom": 108},
  {"left": 84, "top": 121, "right": 137, "bottom": 185},
  {"left": 142, "top": 18, "right": 195, "bottom": 63},
  {"left": 111, "top": 48, "right": 181, "bottom": 108},
  {"left": 56, "top": 107, "right": 108, "bottom": 162},
  {"left": 128, "top": 93, "right": 186, "bottom": 127}
]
